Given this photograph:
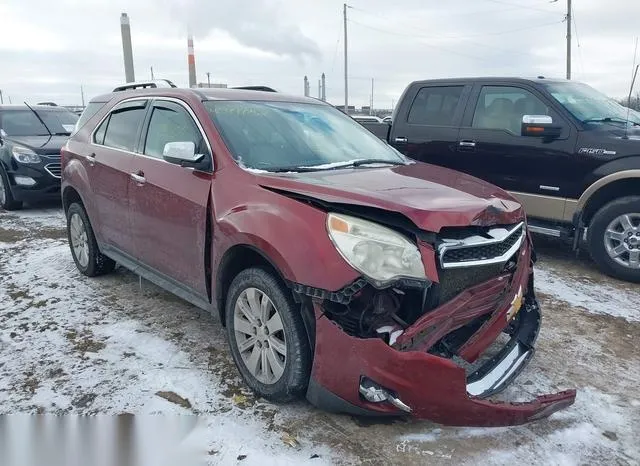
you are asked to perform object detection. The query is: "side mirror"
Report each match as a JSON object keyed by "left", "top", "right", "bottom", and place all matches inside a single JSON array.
[
  {"left": 521, "top": 115, "right": 562, "bottom": 139},
  {"left": 0, "top": 129, "right": 6, "bottom": 145},
  {"left": 162, "top": 141, "right": 205, "bottom": 166}
]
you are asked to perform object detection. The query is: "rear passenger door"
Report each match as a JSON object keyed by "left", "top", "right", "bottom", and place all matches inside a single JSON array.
[
  {"left": 89, "top": 99, "right": 148, "bottom": 255},
  {"left": 129, "top": 99, "right": 213, "bottom": 300},
  {"left": 458, "top": 84, "right": 578, "bottom": 201},
  {"left": 389, "top": 84, "right": 470, "bottom": 171}
]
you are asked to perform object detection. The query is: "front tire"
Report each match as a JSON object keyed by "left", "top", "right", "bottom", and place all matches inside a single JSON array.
[
  {"left": 225, "top": 267, "right": 311, "bottom": 402},
  {"left": 66, "top": 202, "right": 116, "bottom": 277},
  {"left": 0, "top": 165, "right": 23, "bottom": 211},
  {"left": 587, "top": 196, "right": 640, "bottom": 283}
]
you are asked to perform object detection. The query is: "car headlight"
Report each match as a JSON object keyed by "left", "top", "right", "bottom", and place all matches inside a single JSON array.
[
  {"left": 12, "top": 145, "right": 41, "bottom": 164},
  {"left": 327, "top": 213, "right": 426, "bottom": 285}
]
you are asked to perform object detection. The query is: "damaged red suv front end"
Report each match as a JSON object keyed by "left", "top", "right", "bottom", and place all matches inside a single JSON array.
[{"left": 258, "top": 165, "right": 577, "bottom": 427}]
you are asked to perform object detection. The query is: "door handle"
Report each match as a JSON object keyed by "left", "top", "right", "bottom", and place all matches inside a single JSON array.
[
  {"left": 130, "top": 172, "right": 146, "bottom": 185},
  {"left": 458, "top": 140, "right": 476, "bottom": 148},
  {"left": 394, "top": 137, "right": 408, "bottom": 143},
  {"left": 85, "top": 153, "right": 96, "bottom": 166}
]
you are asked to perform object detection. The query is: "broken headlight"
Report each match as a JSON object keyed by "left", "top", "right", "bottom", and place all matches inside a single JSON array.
[{"left": 327, "top": 213, "right": 426, "bottom": 286}]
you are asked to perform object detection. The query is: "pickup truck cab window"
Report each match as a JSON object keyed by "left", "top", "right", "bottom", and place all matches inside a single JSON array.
[
  {"left": 472, "top": 86, "right": 551, "bottom": 135},
  {"left": 143, "top": 101, "right": 206, "bottom": 160},
  {"left": 408, "top": 86, "right": 464, "bottom": 126}
]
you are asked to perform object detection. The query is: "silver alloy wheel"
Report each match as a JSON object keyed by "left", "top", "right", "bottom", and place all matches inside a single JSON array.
[
  {"left": 604, "top": 213, "right": 640, "bottom": 269},
  {"left": 0, "top": 171, "right": 6, "bottom": 206},
  {"left": 233, "top": 287, "right": 287, "bottom": 385},
  {"left": 69, "top": 213, "right": 90, "bottom": 268}
]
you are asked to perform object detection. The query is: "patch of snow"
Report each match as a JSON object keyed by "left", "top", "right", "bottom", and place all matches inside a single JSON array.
[
  {"left": 535, "top": 266, "right": 640, "bottom": 322},
  {"left": 0, "top": 241, "right": 344, "bottom": 464}
]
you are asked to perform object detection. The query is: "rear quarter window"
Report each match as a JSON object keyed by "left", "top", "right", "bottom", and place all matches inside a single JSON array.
[{"left": 74, "top": 102, "right": 107, "bottom": 133}]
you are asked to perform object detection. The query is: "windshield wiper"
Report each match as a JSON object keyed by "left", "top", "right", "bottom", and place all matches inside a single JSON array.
[
  {"left": 23, "top": 101, "right": 53, "bottom": 136},
  {"left": 54, "top": 132, "right": 71, "bottom": 136},
  {"left": 258, "top": 159, "right": 407, "bottom": 173},
  {"left": 583, "top": 117, "right": 640, "bottom": 126},
  {"left": 350, "top": 158, "right": 407, "bottom": 167}
]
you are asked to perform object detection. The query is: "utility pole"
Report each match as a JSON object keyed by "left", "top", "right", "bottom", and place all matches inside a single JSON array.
[
  {"left": 343, "top": 3, "right": 349, "bottom": 113},
  {"left": 321, "top": 73, "right": 326, "bottom": 102},
  {"left": 370, "top": 78, "right": 374, "bottom": 115},
  {"left": 150, "top": 66, "right": 155, "bottom": 80},
  {"left": 206, "top": 72, "right": 211, "bottom": 88},
  {"left": 566, "top": 0, "right": 572, "bottom": 80},
  {"left": 0, "top": 89, "right": 3, "bottom": 105},
  {"left": 80, "top": 85, "right": 85, "bottom": 107}
]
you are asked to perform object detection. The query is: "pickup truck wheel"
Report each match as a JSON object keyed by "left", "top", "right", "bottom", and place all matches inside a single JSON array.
[
  {"left": 225, "top": 267, "right": 311, "bottom": 402},
  {"left": 66, "top": 203, "right": 116, "bottom": 277},
  {"left": 587, "top": 196, "right": 640, "bottom": 283},
  {"left": 0, "top": 165, "right": 23, "bottom": 211}
]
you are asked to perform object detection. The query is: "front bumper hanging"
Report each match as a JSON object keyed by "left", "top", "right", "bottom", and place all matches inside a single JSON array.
[{"left": 305, "top": 247, "right": 576, "bottom": 426}]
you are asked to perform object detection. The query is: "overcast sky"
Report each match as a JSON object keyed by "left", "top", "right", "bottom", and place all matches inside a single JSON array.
[{"left": 1, "top": 0, "right": 639, "bottom": 108}]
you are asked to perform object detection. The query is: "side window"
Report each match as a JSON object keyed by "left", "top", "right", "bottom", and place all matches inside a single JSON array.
[
  {"left": 101, "top": 103, "right": 147, "bottom": 151},
  {"left": 407, "top": 86, "right": 464, "bottom": 126},
  {"left": 93, "top": 116, "right": 109, "bottom": 145},
  {"left": 472, "top": 86, "right": 551, "bottom": 134},
  {"left": 143, "top": 102, "right": 205, "bottom": 159}
]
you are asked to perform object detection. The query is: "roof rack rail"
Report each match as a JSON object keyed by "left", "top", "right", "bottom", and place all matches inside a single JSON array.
[
  {"left": 112, "top": 79, "right": 178, "bottom": 92},
  {"left": 231, "top": 86, "right": 277, "bottom": 92}
]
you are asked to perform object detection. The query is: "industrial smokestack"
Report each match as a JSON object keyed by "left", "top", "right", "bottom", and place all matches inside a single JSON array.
[
  {"left": 120, "top": 13, "right": 135, "bottom": 83},
  {"left": 303, "top": 76, "right": 309, "bottom": 97},
  {"left": 321, "top": 73, "right": 326, "bottom": 102},
  {"left": 188, "top": 33, "right": 197, "bottom": 88}
]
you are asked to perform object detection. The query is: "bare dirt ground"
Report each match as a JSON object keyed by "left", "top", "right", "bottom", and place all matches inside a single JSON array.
[{"left": 1, "top": 205, "right": 638, "bottom": 465}]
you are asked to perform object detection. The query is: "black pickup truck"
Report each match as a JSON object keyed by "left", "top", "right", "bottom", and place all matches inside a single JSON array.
[{"left": 363, "top": 77, "right": 640, "bottom": 282}]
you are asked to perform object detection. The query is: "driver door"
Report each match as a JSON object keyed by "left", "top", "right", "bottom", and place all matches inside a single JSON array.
[
  {"left": 458, "top": 84, "right": 579, "bottom": 199},
  {"left": 129, "top": 99, "right": 213, "bottom": 298}
]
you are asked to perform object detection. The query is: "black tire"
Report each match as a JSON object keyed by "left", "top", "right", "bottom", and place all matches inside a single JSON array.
[
  {"left": 587, "top": 196, "right": 640, "bottom": 283},
  {"left": 225, "top": 267, "right": 311, "bottom": 402},
  {"left": 0, "top": 165, "right": 23, "bottom": 211},
  {"left": 66, "top": 202, "right": 116, "bottom": 277}
]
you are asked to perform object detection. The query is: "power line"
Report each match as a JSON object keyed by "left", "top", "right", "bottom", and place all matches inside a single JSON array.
[
  {"left": 348, "top": 17, "right": 562, "bottom": 44},
  {"left": 572, "top": 4, "right": 585, "bottom": 77},
  {"left": 347, "top": 19, "right": 488, "bottom": 62},
  {"left": 479, "top": 0, "right": 560, "bottom": 14},
  {"left": 348, "top": 8, "right": 532, "bottom": 57}
]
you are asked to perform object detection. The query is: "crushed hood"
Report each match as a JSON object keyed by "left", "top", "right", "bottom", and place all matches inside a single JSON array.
[{"left": 254, "top": 163, "right": 524, "bottom": 232}]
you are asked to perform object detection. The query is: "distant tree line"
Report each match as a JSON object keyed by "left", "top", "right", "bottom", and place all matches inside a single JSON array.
[{"left": 617, "top": 93, "right": 640, "bottom": 111}]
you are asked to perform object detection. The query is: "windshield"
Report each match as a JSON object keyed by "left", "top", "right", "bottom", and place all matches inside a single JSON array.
[
  {"left": 0, "top": 108, "right": 79, "bottom": 136},
  {"left": 204, "top": 100, "right": 405, "bottom": 172},
  {"left": 542, "top": 81, "right": 640, "bottom": 125}
]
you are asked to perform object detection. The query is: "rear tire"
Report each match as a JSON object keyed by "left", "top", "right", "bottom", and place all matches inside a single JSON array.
[
  {"left": 587, "top": 196, "right": 640, "bottom": 283},
  {"left": 225, "top": 267, "right": 311, "bottom": 402},
  {"left": 66, "top": 202, "right": 116, "bottom": 277},
  {"left": 0, "top": 165, "right": 23, "bottom": 211}
]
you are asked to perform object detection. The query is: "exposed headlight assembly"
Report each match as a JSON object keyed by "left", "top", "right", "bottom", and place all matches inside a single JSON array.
[
  {"left": 12, "top": 145, "right": 41, "bottom": 164},
  {"left": 327, "top": 213, "right": 426, "bottom": 286}
]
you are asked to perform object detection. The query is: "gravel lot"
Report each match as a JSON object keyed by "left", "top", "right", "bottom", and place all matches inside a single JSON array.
[{"left": 1, "top": 205, "right": 638, "bottom": 465}]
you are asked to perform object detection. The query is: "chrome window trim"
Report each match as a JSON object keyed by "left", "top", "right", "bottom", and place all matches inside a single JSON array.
[
  {"left": 89, "top": 96, "right": 214, "bottom": 170},
  {"left": 438, "top": 222, "right": 525, "bottom": 269}
]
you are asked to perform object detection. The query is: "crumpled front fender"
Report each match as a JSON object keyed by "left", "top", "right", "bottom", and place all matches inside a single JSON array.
[{"left": 307, "top": 303, "right": 576, "bottom": 427}]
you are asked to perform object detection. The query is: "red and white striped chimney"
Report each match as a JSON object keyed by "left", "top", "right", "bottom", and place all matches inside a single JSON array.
[{"left": 187, "top": 33, "right": 197, "bottom": 88}]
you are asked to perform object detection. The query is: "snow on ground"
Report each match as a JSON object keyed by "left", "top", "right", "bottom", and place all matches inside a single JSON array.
[
  {"left": 1, "top": 208, "right": 639, "bottom": 465},
  {"left": 535, "top": 266, "right": 640, "bottom": 322}
]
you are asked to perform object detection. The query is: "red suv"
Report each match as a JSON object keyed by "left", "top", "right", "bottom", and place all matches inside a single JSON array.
[{"left": 61, "top": 87, "right": 575, "bottom": 426}]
